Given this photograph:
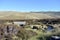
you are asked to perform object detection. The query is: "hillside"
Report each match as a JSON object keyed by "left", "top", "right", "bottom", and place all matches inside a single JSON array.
[
  {"left": 0, "top": 11, "right": 59, "bottom": 20},
  {"left": 31, "top": 11, "right": 60, "bottom": 18}
]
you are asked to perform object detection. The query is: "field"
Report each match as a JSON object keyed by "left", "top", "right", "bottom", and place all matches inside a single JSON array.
[
  {"left": 0, "top": 11, "right": 60, "bottom": 40},
  {"left": 0, "top": 11, "right": 57, "bottom": 20}
]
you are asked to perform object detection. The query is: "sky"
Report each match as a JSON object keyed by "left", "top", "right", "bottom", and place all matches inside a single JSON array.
[{"left": 0, "top": 0, "right": 60, "bottom": 12}]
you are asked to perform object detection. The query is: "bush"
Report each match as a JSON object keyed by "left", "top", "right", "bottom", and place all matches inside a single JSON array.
[{"left": 16, "top": 29, "right": 37, "bottom": 40}]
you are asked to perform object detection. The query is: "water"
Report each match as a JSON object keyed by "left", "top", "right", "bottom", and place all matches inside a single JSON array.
[{"left": 47, "top": 25, "right": 54, "bottom": 31}]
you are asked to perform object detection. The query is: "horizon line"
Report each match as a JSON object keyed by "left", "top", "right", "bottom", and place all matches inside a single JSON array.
[{"left": 0, "top": 10, "right": 60, "bottom": 12}]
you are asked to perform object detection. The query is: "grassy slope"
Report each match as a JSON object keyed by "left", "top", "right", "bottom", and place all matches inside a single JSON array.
[{"left": 0, "top": 11, "right": 56, "bottom": 20}]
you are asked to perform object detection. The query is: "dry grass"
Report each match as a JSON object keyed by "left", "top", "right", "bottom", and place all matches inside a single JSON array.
[{"left": 0, "top": 11, "right": 55, "bottom": 20}]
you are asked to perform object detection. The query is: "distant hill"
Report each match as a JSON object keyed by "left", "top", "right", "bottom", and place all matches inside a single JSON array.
[
  {"left": 30, "top": 11, "right": 60, "bottom": 15},
  {"left": 30, "top": 11, "right": 60, "bottom": 18},
  {"left": 0, "top": 11, "right": 60, "bottom": 20}
]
